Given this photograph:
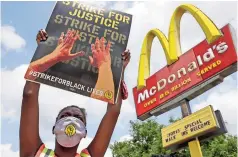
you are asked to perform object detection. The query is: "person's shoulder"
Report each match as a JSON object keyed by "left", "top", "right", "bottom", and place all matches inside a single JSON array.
[
  {"left": 35, "top": 143, "right": 54, "bottom": 157},
  {"left": 78, "top": 148, "right": 91, "bottom": 157}
]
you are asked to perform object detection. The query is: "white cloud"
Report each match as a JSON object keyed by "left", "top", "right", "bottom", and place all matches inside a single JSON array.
[
  {"left": 1, "top": 144, "right": 19, "bottom": 157},
  {"left": 1, "top": 25, "right": 26, "bottom": 52},
  {"left": 84, "top": 1, "right": 134, "bottom": 11},
  {"left": 1, "top": 65, "right": 28, "bottom": 122},
  {"left": 1, "top": 103, "right": 17, "bottom": 120},
  {"left": 192, "top": 75, "right": 237, "bottom": 135},
  {"left": 83, "top": 1, "right": 108, "bottom": 8},
  {"left": 118, "top": 134, "right": 132, "bottom": 142}
]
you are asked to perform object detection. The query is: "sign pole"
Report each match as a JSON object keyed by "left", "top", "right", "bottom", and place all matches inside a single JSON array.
[
  {"left": 180, "top": 100, "right": 203, "bottom": 157},
  {"left": 180, "top": 99, "right": 191, "bottom": 117}
]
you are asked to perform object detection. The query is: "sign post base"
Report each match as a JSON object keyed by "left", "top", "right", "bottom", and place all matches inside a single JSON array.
[
  {"left": 180, "top": 100, "right": 203, "bottom": 157},
  {"left": 188, "top": 137, "right": 203, "bottom": 157}
]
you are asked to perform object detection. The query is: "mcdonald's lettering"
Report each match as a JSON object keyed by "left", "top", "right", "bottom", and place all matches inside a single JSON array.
[
  {"left": 138, "top": 86, "right": 157, "bottom": 103},
  {"left": 154, "top": 42, "right": 229, "bottom": 93},
  {"left": 133, "top": 4, "right": 237, "bottom": 120},
  {"left": 136, "top": 38, "right": 230, "bottom": 104}
]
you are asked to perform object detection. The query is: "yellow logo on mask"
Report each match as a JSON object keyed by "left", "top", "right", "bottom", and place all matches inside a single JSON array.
[{"left": 65, "top": 124, "right": 76, "bottom": 137}]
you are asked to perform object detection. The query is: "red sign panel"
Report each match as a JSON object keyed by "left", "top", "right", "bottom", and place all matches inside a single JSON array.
[{"left": 133, "top": 24, "right": 237, "bottom": 119}]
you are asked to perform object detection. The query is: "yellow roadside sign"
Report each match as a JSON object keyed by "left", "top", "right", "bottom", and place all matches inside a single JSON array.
[{"left": 161, "top": 105, "right": 219, "bottom": 148}]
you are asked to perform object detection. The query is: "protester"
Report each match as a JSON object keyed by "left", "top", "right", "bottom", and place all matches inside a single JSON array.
[{"left": 20, "top": 29, "right": 130, "bottom": 157}]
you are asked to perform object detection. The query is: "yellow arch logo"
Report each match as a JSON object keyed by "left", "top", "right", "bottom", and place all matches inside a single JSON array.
[{"left": 137, "top": 4, "right": 222, "bottom": 90}]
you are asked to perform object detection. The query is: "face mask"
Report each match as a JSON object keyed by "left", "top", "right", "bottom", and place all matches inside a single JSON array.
[{"left": 53, "top": 116, "right": 86, "bottom": 148}]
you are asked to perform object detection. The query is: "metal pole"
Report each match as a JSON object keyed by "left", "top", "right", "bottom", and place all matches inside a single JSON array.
[
  {"left": 180, "top": 99, "right": 192, "bottom": 117},
  {"left": 180, "top": 99, "right": 203, "bottom": 157}
]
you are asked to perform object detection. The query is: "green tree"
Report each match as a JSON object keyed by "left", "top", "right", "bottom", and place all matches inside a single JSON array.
[
  {"left": 201, "top": 134, "right": 237, "bottom": 157},
  {"left": 110, "top": 119, "right": 169, "bottom": 157},
  {"left": 110, "top": 119, "right": 237, "bottom": 157}
]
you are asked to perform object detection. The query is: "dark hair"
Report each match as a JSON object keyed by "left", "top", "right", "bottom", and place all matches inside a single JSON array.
[{"left": 56, "top": 105, "right": 87, "bottom": 126}]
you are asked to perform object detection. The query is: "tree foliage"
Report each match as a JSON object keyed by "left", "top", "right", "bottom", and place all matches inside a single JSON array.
[{"left": 110, "top": 119, "right": 237, "bottom": 157}]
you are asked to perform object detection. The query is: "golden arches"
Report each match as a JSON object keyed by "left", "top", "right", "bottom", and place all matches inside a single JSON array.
[
  {"left": 169, "top": 4, "right": 222, "bottom": 57},
  {"left": 137, "top": 4, "right": 223, "bottom": 90},
  {"left": 137, "top": 29, "right": 171, "bottom": 90}
]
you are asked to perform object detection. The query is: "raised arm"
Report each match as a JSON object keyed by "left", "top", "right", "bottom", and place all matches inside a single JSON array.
[
  {"left": 20, "top": 30, "right": 48, "bottom": 157},
  {"left": 20, "top": 29, "right": 85, "bottom": 157},
  {"left": 20, "top": 81, "right": 42, "bottom": 157},
  {"left": 88, "top": 50, "right": 131, "bottom": 157}
]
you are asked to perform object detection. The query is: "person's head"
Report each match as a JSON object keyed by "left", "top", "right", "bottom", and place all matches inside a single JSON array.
[{"left": 52, "top": 105, "right": 87, "bottom": 148}]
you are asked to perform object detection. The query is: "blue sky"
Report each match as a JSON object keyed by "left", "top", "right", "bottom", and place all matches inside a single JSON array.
[
  {"left": 1, "top": 2, "right": 55, "bottom": 68},
  {"left": 1, "top": 1, "right": 237, "bottom": 156},
  {"left": 1, "top": 1, "right": 135, "bottom": 68},
  {"left": 1, "top": 0, "right": 54, "bottom": 149}
]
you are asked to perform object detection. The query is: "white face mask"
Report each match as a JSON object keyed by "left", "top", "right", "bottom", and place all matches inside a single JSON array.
[{"left": 53, "top": 116, "right": 86, "bottom": 148}]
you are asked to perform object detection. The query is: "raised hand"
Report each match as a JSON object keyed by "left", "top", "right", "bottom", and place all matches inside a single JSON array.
[
  {"left": 36, "top": 29, "right": 48, "bottom": 44},
  {"left": 89, "top": 37, "right": 111, "bottom": 68},
  {"left": 52, "top": 29, "right": 85, "bottom": 62},
  {"left": 121, "top": 49, "right": 131, "bottom": 70},
  {"left": 25, "top": 29, "right": 85, "bottom": 81},
  {"left": 120, "top": 49, "right": 130, "bottom": 100}
]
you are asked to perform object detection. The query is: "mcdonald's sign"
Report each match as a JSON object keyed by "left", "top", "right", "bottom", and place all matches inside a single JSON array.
[{"left": 133, "top": 4, "right": 237, "bottom": 120}]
